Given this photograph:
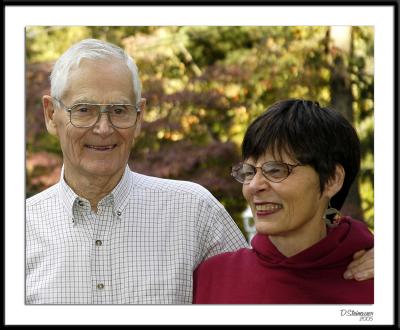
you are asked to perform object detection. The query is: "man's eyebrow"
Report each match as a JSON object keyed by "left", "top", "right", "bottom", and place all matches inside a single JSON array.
[
  {"left": 71, "top": 98, "right": 133, "bottom": 104},
  {"left": 70, "top": 98, "right": 95, "bottom": 104}
]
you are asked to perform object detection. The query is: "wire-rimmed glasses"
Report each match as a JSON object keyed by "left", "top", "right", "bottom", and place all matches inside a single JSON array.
[
  {"left": 231, "top": 161, "right": 302, "bottom": 184},
  {"left": 53, "top": 97, "right": 141, "bottom": 129}
]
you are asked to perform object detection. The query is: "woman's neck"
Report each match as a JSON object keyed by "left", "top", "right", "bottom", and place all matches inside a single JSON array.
[{"left": 269, "top": 218, "right": 327, "bottom": 257}]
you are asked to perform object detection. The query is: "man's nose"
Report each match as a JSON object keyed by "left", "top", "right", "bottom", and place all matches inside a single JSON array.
[{"left": 93, "top": 110, "right": 114, "bottom": 134}]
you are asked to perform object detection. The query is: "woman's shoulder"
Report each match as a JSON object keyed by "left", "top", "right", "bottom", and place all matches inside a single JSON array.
[
  {"left": 332, "top": 216, "right": 374, "bottom": 251},
  {"left": 339, "top": 216, "right": 373, "bottom": 237},
  {"left": 196, "top": 247, "right": 254, "bottom": 273}
]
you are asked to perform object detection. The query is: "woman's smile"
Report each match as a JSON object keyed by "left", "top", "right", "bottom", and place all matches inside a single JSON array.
[{"left": 254, "top": 202, "right": 283, "bottom": 217}]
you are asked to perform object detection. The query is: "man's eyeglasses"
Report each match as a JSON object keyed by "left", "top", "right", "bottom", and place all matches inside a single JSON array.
[
  {"left": 231, "top": 161, "right": 302, "bottom": 184},
  {"left": 53, "top": 98, "right": 141, "bottom": 129}
]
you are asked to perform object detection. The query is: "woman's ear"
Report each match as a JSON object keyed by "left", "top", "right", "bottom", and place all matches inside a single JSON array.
[
  {"left": 324, "top": 164, "right": 345, "bottom": 199},
  {"left": 42, "top": 95, "right": 58, "bottom": 136}
]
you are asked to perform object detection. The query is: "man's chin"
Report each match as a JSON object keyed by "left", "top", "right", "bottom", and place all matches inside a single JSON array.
[{"left": 81, "top": 162, "right": 124, "bottom": 178}]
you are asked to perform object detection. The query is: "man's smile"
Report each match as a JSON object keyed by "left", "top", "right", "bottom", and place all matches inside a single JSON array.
[{"left": 85, "top": 144, "right": 117, "bottom": 151}]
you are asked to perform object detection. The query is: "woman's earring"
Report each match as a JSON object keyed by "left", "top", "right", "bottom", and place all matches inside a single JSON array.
[{"left": 324, "top": 201, "right": 342, "bottom": 226}]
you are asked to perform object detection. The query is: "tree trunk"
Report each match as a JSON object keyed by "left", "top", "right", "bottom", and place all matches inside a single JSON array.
[{"left": 328, "top": 26, "right": 364, "bottom": 221}]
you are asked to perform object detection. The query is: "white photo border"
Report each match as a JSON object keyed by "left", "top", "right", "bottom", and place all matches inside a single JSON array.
[{"left": 5, "top": 4, "right": 395, "bottom": 326}]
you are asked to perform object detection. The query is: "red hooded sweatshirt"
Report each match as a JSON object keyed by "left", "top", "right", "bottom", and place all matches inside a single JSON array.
[{"left": 193, "top": 217, "right": 373, "bottom": 304}]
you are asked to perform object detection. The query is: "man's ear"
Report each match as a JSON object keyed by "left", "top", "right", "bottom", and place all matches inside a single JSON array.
[
  {"left": 324, "top": 164, "right": 345, "bottom": 199},
  {"left": 42, "top": 95, "right": 58, "bottom": 136},
  {"left": 133, "top": 97, "right": 146, "bottom": 138}
]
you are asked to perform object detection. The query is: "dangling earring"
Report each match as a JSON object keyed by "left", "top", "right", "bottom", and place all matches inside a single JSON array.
[{"left": 324, "top": 201, "right": 342, "bottom": 226}]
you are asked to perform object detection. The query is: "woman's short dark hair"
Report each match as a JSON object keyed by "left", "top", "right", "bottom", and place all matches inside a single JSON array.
[{"left": 242, "top": 99, "right": 360, "bottom": 210}]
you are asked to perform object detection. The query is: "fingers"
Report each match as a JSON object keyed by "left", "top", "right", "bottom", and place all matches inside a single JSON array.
[
  {"left": 347, "top": 251, "right": 368, "bottom": 270},
  {"left": 351, "top": 259, "right": 374, "bottom": 280},
  {"left": 353, "top": 258, "right": 374, "bottom": 272},
  {"left": 343, "top": 270, "right": 354, "bottom": 280},
  {"left": 344, "top": 248, "right": 374, "bottom": 281},
  {"left": 352, "top": 249, "right": 366, "bottom": 260},
  {"left": 354, "top": 269, "right": 374, "bottom": 282},
  {"left": 344, "top": 256, "right": 374, "bottom": 281}
]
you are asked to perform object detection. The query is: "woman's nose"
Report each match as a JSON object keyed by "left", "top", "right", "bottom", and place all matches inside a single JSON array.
[{"left": 247, "top": 168, "right": 271, "bottom": 194}]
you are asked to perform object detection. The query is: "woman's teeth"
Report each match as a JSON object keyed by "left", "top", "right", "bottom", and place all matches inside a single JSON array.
[{"left": 255, "top": 204, "right": 283, "bottom": 212}]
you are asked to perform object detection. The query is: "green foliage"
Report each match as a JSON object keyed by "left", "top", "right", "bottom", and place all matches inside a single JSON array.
[
  {"left": 26, "top": 26, "right": 374, "bottom": 234},
  {"left": 26, "top": 26, "right": 90, "bottom": 62},
  {"left": 350, "top": 27, "right": 374, "bottom": 229}
]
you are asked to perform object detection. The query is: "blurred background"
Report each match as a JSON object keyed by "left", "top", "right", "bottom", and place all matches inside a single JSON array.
[{"left": 25, "top": 26, "right": 374, "bottom": 240}]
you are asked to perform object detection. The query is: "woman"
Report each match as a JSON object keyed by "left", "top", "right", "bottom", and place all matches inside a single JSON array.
[{"left": 193, "top": 99, "right": 373, "bottom": 304}]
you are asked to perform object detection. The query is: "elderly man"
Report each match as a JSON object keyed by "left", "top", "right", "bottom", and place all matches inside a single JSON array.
[{"left": 26, "top": 39, "right": 373, "bottom": 304}]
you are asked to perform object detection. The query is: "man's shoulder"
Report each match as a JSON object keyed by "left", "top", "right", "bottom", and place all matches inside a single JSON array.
[
  {"left": 26, "top": 184, "right": 59, "bottom": 209},
  {"left": 131, "top": 171, "right": 214, "bottom": 200}
]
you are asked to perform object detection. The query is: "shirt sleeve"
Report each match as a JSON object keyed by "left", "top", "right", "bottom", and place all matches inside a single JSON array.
[{"left": 194, "top": 195, "right": 248, "bottom": 269}]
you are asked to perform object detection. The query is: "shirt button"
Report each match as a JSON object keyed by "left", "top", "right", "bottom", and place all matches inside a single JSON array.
[
  {"left": 95, "top": 240, "right": 102, "bottom": 246},
  {"left": 97, "top": 283, "right": 104, "bottom": 290},
  {"left": 116, "top": 211, "right": 122, "bottom": 216}
]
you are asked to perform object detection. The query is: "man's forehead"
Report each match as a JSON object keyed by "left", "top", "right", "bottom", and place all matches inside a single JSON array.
[
  {"left": 67, "top": 57, "right": 131, "bottom": 80},
  {"left": 76, "top": 56, "right": 125, "bottom": 69},
  {"left": 61, "top": 59, "right": 135, "bottom": 104},
  {"left": 69, "top": 97, "right": 134, "bottom": 104}
]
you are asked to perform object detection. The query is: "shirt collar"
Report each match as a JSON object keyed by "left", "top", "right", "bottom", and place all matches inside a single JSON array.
[
  {"left": 110, "top": 165, "right": 133, "bottom": 213},
  {"left": 57, "top": 165, "right": 134, "bottom": 221}
]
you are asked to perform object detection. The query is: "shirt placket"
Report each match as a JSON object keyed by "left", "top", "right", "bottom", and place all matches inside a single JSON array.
[{"left": 91, "top": 202, "right": 115, "bottom": 304}]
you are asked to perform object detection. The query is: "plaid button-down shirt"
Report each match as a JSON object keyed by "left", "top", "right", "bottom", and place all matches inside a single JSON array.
[{"left": 26, "top": 166, "right": 248, "bottom": 304}]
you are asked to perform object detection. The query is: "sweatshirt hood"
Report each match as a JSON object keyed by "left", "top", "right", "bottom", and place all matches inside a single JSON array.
[{"left": 251, "top": 217, "right": 373, "bottom": 269}]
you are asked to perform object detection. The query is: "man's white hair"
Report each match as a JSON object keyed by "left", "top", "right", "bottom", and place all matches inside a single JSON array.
[{"left": 50, "top": 38, "right": 141, "bottom": 103}]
